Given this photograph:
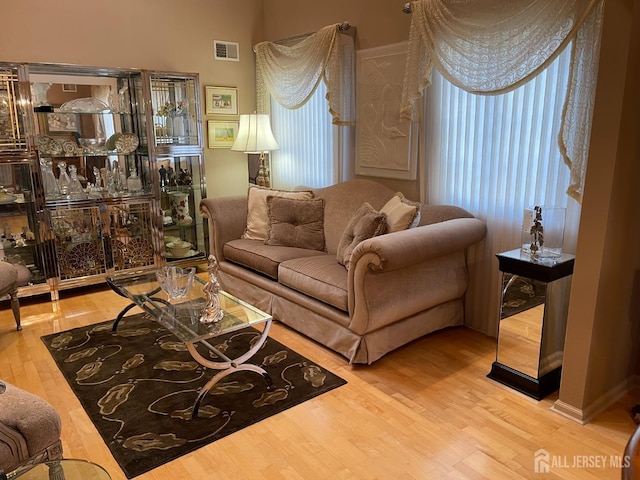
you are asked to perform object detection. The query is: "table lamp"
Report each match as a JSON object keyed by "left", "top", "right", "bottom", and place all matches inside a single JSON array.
[{"left": 231, "top": 113, "right": 279, "bottom": 187}]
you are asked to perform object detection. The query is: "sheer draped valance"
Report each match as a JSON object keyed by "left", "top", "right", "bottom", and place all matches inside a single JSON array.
[
  {"left": 255, "top": 23, "right": 355, "bottom": 126},
  {"left": 401, "top": 0, "right": 604, "bottom": 203}
]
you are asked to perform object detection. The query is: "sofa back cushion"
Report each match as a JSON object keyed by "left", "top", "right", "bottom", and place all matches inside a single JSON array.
[
  {"left": 266, "top": 196, "right": 326, "bottom": 251},
  {"left": 242, "top": 186, "right": 314, "bottom": 241}
]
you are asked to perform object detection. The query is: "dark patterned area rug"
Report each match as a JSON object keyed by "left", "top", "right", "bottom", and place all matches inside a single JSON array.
[{"left": 42, "top": 313, "right": 346, "bottom": 479}]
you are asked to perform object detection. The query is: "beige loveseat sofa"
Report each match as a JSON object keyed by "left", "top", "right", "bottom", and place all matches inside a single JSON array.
[{"left": 200, "top": 179, "right": 486, "bottom": 364}]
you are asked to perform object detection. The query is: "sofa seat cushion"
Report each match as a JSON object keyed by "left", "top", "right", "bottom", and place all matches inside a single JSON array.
[
  {"left": 278, "top": 255, "right": 348, "bottom": 312},
  {"left": 224, "top": 239, "right": 326, "bottom": 279}
]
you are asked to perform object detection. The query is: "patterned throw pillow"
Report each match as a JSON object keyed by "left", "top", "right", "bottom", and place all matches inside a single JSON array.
[
  {"left": 380, "top": 192, "right": 422, "bottom": 233},
  {"left": 242, "top": 185, "right": 315, "bottom": 241},
  {"left": 336, "top": 202, "right": 387, "bottom": 270},
  {"left": 266, "top": 196, "right": 326, "bottom": 251}
]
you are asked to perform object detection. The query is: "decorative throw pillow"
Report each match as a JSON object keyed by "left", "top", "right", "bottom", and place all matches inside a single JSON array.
[
  {"left": 265, "top": 196, "right": 326, "bottom": 251},
  {"left": 380, "top": 192, "right": 422, "bottom": 232},
  {"left": 336, "top": 202, "right": 387, "bottom": 270},
  {"left": 242, "top": 186, "right": 315, "bottom": 241}
]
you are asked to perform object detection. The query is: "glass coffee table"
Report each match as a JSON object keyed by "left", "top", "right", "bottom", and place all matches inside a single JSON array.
[
  {"left": 106, "top": 270, "right": 274, "bottom": 419},
  {"left": 7, "top": 459, "right": 111, "bottom": 479}
]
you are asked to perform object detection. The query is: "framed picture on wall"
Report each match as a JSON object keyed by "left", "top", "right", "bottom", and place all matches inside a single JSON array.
[
  {"left": 207, "top": 120, "right": 238, "bottom": 148},
  {"left": 205, "top": 86, "right": 238, "bottom": 115}
]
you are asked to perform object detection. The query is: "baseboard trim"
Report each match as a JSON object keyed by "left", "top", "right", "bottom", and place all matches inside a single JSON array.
[
  {"left": 551, "top": 400, "right": 587, "bottom": 424},
  {"left": 551, "top": 376, "right": 635, "bottom": 424}
]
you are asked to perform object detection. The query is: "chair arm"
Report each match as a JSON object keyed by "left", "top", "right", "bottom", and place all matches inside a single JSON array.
[{"left": 200, "top": 196, "right": 248, "bottom": 261}]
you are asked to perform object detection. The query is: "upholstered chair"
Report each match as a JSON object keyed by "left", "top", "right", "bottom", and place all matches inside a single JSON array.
[
  {"left": 0, "top": 380, "right": 63, "bottom": 475},
  {"left": 0, "top": 262, "right": 30, "bottom": 331}
]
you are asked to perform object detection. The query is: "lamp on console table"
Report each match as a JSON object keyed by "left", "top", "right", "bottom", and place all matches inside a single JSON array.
[{"left": 231, "top": 113, "right": 279, "bottom": 188}]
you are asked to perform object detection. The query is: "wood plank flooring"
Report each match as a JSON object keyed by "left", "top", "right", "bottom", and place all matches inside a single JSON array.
[{"left": 1, "top": 283, "right": 638, "bottom": 479}]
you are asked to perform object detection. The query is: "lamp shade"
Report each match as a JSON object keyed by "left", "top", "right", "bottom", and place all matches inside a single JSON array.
[{"left": 231, "top": 113, "right": 279, "bottom": 153}]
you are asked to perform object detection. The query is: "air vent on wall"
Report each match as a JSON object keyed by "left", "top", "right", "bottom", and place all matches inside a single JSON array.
[{"left": 214, "top": 40, "right": 240, "bottom": 62}]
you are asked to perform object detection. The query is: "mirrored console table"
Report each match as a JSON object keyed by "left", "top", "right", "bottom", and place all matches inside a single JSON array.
[{"left": 487, "top": 248, "right": 575, "bottom": 400}]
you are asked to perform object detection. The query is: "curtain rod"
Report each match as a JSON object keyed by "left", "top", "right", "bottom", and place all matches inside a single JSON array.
[
  {"left": 403, "top": 3, "right": 412, "bottom": 13},
  {"left": 253, "top": 22, "right": 353, "bottom": 51},
  {"left": 274, "top": 22, "right": 352, "bottom": 46}
]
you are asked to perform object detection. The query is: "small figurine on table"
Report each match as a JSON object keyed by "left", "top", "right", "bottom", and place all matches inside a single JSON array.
[
  {"left": 200, "top": 255, "right": 224, "bottom": 324},
  {"left": 529, "top": 205, "right": 544, "bottom": 254}
]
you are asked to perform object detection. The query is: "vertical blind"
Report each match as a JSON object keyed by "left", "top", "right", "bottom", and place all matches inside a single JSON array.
[
  {"left": 424, "top": 43, "right": 575, "bottom": 335},
  {"left": 269, "top": 81, "right": 337, "bottom": 190}
]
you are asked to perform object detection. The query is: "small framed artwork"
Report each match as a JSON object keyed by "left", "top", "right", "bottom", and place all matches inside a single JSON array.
[
  {"left": 207, "top": 120, "right": 238, "bottom": 148},
  {"left": 47, "top": 112, "right": 78, "bottom": 133},
  {"left": 205, "top": 86, "right": 238, "bottom": 115}
]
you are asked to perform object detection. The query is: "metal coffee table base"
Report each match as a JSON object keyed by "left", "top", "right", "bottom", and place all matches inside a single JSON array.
[{"left": 188, "top": 318, "right": 275, "bottom": 419}]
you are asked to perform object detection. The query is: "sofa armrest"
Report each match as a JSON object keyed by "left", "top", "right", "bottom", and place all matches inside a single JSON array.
[
  {"left": 350, "top": 217, "right": 487, "bottom": 272},
  {"left": 347, "top": 217, "right": 487, "bottom": 334},
  {"left": 200, "top": 196, "right": 248, "bottom": 261}
]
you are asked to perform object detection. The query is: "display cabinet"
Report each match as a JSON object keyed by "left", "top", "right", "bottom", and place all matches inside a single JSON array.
[
  {"left": 0, "top": 62, "right": 207, "bottom": 301},
  {"left": 0, "top": 64, "right": 48, "bottom": 296},
  {"left": 0, "top": 155, "right": 49, "bottom": 296},
  {"left": 141, "top": 72, "right": 207, "bottom": 266}
]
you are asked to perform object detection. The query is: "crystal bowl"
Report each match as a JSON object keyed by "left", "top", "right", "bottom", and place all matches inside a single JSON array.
[
  {"left": 79, "top": 138, "right": 106, "bottom": 154},
  {"left": 156, "top": 266, "right": 195, "bottom": 300},
  {"left": 60, "top": 97, "right": 109, "bottom": 113},
  {"left": 166, "top": 240, "right": 192, "bottom": 257}
]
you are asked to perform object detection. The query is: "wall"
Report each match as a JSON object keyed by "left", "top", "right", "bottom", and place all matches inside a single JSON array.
[
  {"left": 262, "top": 0, "right": 411, "bottom": 50},
  {"left": 556, "top": 0, "right": 640, "bottom": 421},
  {"left": 0, "top": 0, "right": 263, "bottom": 198}
]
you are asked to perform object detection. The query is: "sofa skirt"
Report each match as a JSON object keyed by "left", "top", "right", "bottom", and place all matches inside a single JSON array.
[{"left": 218, "top": 262, "right": 464, "bottom": 364}]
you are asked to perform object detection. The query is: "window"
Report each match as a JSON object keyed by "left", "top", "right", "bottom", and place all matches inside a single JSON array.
[
  {"left": 423, "top": 44, "right": 575, "bottom": 333},
  {"left": 269, "top": 81, "right": 338, "bottom": 189}
]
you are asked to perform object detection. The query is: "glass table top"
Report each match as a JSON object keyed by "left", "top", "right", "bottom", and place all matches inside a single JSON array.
[{"left": 106, "top": 270, "right": 272, "bottom": 344}]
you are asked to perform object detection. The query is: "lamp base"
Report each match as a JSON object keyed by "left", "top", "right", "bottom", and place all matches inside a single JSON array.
[{"left": 257, "top": 154, "right": 270, "bottom": 188}]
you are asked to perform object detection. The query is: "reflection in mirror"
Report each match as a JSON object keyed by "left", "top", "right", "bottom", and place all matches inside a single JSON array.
[
  {"left": 29, "top": 74, "right": 121, "bottom": 141},
  {"left": 496, "top": 274, "right": 546, "bottom": 378}
]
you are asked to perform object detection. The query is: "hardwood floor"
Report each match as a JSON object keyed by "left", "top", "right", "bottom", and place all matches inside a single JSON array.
[{"left": 1, "top": 284, "right": 637, "bottom": 479}]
